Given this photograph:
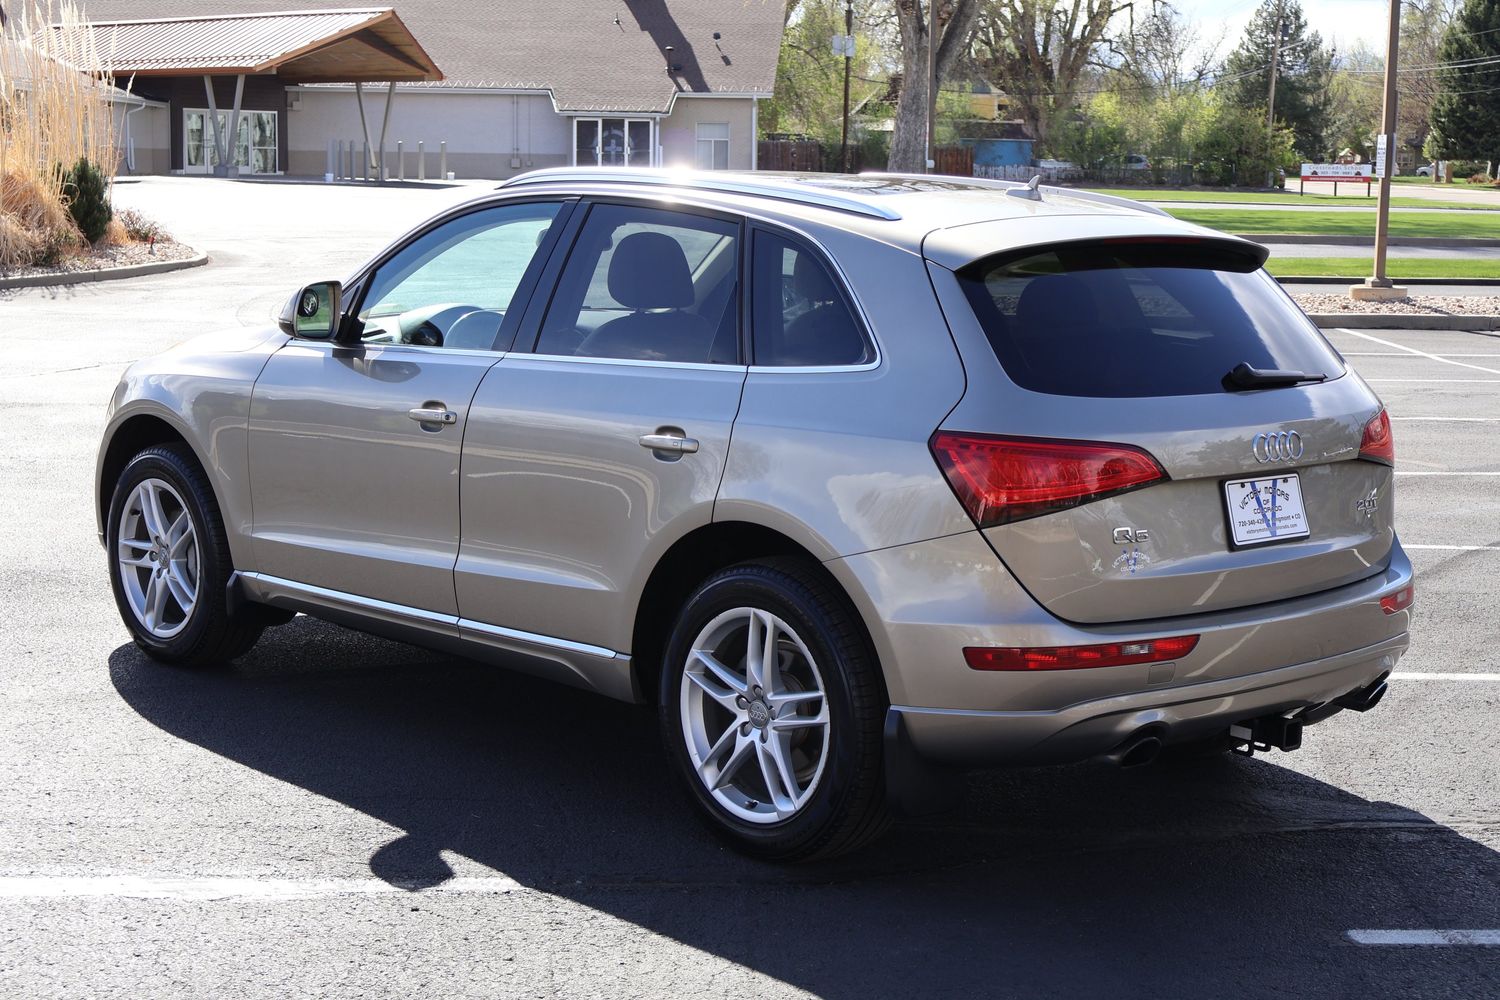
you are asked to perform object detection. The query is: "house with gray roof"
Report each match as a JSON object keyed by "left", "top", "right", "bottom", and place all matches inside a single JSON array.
[{"left": 67, "top": 1, "right": 786, "bottom": 178}]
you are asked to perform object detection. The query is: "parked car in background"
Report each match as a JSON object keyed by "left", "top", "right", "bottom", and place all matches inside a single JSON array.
[
  {"left": 97, "top": 170, "right": 1412, "bottom": 861},
  {"left": 1123, "top": 153, "right": 1151, "bottom": 171}
]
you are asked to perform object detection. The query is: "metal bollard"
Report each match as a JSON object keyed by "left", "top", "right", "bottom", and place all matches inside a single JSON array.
[
  {"left": 439, "top": 141, "right": 447, "bottom": 181},
  {"left": 418, "top": 141, "right": 425, "bottom": 181},
  {"left": 362, "top": 142, "right": 369, "bottom": 181},
  {"left": 397, "top": 140, "right": 404, "bottom": 181}
]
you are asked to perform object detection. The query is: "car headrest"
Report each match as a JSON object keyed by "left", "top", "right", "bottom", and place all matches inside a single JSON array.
[
  {"left": 608, "top": 232, "right": 694, "bottom": 310},
  {"left": 792, "top": 251, "right": 840, "bottom": 305},
  {"left": 1016, "top": 273, "right": 1099, "bottom": 332}
]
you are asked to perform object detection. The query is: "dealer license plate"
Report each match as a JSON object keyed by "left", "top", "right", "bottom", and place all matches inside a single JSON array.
[{"left": 1224, "top": 475, "right": 1311, "bottom": 547}]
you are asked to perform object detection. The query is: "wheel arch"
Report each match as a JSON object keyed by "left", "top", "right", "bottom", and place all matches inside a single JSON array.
[
  {"left": 97, "top": 410, "right": 205, "bottom": 536},
  {"left": 630, "top": 519, "right": 881, "bottom": 706}
]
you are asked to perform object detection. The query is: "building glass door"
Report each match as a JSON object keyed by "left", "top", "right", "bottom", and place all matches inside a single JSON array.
[
  {"left": 184, "top": 109, "right": 278, "bottom": 174},
  {"left": 573, "top": 117, "right": 654, "bottom": 167}
]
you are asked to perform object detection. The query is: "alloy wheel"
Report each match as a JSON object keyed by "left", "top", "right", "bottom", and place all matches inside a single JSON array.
[
  {"left": 680, "top": 606, "right": 831, "bottom": 824},
  {"left": 116, "top": 477, "right": 200, "bottom": 639}
]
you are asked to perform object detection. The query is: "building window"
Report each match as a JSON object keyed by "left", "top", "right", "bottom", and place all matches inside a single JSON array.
[
  {"left": 574, "top": 117, "right": 653, "bottom": 167},
  {"left": 696, "top": 122, "right": 730, "bottom": 170}
]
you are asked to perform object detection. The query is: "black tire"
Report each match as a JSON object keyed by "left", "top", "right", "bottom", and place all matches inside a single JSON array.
[
  {"left": 658, "top": 558, "right": 889, "bottom": 862},
  {"left": 106, "top": 443, "right": 263, "bottom": 666}
]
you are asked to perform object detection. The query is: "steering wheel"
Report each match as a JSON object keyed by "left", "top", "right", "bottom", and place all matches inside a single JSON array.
[{"left": 397, "top": 303, "right": 484, "bottom": 348}]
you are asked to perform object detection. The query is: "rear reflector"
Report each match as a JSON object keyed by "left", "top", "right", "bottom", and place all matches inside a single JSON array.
[
  {"left": 930, "top": 432, "right": 1167, "bottom": 527},
  {"left": 1359, "top": 409, "right": 1395, "bottom": 465},
  {"left": 1380, "top": 584, "right": 1414, "bottom": 615},
  {"left": 964, "top": 635, "right": 1200, "bottom": 671}
]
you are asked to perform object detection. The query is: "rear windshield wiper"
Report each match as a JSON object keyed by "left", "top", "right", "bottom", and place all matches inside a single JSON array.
[{"left": 1223, "top": 362, "right": 1328, "bottom": 390}]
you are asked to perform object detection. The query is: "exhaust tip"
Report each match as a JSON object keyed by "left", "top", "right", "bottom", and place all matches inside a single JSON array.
[
  {"left": 1106, "top": 731, "right": 1164, "bottom": 768},
  {"left": 1335, "top": 677, "right": 1389, "bottom": 713}
]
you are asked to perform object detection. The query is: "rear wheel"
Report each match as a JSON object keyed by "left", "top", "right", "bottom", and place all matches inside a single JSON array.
[
  {"left": 659, "top": 560, "right": 888, "bottom": 861},
  {"left": 107, "top": 444, "right": 263, "bottom": 666}
]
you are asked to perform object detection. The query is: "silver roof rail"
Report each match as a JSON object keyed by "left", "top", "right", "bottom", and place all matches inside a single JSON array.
[
  {"left": 498, "top": 168, "right": 903, "bottom": 221},
  {"left": 856, "top": 172, "right": 1172, "bottom": 218}
]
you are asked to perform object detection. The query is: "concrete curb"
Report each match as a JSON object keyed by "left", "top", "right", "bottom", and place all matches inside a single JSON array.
[
  {"left": 1241, "top": 233, "right": 1500, "bottom": 248},
  {"left": 1277, "top": 275, "right": 1500, "bottom": 286},
  {"left": 1308, "top": 313, "right": 1500, "bottom": 330},
  {"left": 0, "top": 251, "right": 207, "bottom": 290}
]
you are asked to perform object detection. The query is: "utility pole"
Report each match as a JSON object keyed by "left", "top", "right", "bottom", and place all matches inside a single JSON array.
[
  {"left": 840, "top": 0, "right": 853, "bottom": 172},
  {"left": 1265, "top": 0, "right": 1283, "bottom": 188},
  {"left": 926, "top": 0, "right": 937, "bottom": 173},
  {"left": 1354, "top": 0, "right": 1406, "bottom": 302}
]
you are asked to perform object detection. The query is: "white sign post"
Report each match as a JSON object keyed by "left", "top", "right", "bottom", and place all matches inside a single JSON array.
[{"left": 1374, "top": 135, "right": 1389, "bottom": 178}]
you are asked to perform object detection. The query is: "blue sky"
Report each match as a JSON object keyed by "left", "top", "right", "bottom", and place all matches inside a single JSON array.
[{"left": 1184, "top": 0, "right": 1388, "bottom": 58}]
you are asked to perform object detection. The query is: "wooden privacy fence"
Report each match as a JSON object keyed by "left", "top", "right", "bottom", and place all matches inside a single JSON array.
[
  {"left": 757, "top": 140, "right": 825, "bottom": 172},
  {"left": 755, "top": 141, "right": 974, "bottom": 176}
]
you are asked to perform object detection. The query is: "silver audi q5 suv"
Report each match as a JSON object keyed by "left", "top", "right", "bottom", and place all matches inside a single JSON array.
[{"left": 98, "top": 170, "right": 1412, "bottom": 860}]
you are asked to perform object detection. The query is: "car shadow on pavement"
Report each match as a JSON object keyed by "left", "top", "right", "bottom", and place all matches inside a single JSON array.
[{"left": 108, "top": 616, "right": 1500, "bottom": 998}]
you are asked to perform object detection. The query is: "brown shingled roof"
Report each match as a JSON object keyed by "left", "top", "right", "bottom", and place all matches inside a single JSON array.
[{"left": 70, "top": 1, "right": 785, "bottom": 113}]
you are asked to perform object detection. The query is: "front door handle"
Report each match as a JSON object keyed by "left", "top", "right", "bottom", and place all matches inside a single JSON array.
[
  {"left": 638, "top": 432, "right": 700, "bottom": 455},
  {"left": 408, "top": 406, "right": 458, "bottom": 426}
]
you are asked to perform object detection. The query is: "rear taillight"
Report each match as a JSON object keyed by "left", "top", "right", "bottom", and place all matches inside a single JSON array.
[
  {"left": 1380, "top": 584, "right": 1413, "bottom": 615},
  {"left": 1359, "top": 409, "right": 1394, "bottom": 465},
  {"left": 930, "top": 432, "right": 1167, "bottom": 527},
  {"left": 964, "top": 635, "right": 1200, "bottom": 671}
]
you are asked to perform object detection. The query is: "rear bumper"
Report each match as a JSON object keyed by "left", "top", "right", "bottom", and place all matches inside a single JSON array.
[{"left": 890, "top": 631, "right": 1407, "bottom": 767}]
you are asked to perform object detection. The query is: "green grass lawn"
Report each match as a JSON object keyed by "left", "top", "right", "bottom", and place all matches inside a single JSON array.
[
  {"left": 1164, "top": 207, "right": 1500, "bottom": 239},
  {"left": 1265, "top": 256, "right": 1500, "bottom": 279},
  {"left": 1084, "top": 187, "right": 1498, "bottom": 211}
]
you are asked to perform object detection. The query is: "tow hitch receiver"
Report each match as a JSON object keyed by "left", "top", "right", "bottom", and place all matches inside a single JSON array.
[{"left": 1230, "top": 715, "right": 1303, "bottom": 756}]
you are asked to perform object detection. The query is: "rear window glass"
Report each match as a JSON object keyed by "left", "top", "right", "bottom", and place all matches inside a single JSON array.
[{"left": 955, "top": 243, "right": 1344, "bottom": 398}]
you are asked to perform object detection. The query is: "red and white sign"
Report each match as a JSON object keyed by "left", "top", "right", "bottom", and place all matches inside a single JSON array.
[{"left": 1301, "top": 163, "right": 1373, "bottom": 182}]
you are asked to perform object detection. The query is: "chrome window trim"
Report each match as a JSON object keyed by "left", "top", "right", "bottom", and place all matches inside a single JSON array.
[
  {"left": 278, "top": 340, "right": 509, "bottom": 361},
  {"left": 515, "top": 352, "right": 748, "bottom": 372},
  {"left": 239, "top": 572, "right": 623, "bottom": 659}
]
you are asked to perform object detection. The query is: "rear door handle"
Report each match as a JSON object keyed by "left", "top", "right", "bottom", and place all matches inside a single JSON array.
[
  {"left": 408, "top": 406, "right": 458, "bottom": 426},
  {"left": 638, "top": 432, "right": 699, "bottom": 455}
]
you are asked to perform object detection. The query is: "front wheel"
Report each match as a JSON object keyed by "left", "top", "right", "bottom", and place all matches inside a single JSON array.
[
  {"left": 659, "top": 560, "right": 889, "bottom": 861},
  {"left": 106, "top": 443, "right": 263, "bottom": 666}
]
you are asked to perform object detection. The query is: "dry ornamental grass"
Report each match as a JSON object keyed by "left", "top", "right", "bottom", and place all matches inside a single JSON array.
[{"left": 0, "top": 2, "right": 170, "bottom": 272}]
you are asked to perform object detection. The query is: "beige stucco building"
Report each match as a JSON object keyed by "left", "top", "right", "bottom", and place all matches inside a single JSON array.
[{"left": 78, "top": 1, "right": 783, "bottom": 180}]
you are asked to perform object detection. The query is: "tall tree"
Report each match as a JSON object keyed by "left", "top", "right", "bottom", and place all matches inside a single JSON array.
[
  {"left": 1219, "top": 0, "right": 1333, "bottom": 159},
  {"left": 1428, "top": 0, "right": 1500, "bottom": 169},
  {"left": 887, "top": 1, "right": 981, "bottom": 171},
  {"left": 762, "top": 0, "right": 885, "bottom": 144},
  {"left": 1400, "top": 0, "right": 1462, "bottom": 156},
  {"left": 973, "top": 0, "right": 1126, "bottom": 156},
  {"left": 1108, "top": 2, "right": 1220, "bottom": 99}
]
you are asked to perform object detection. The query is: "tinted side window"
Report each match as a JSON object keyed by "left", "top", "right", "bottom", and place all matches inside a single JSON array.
[
  {"left": 535, "top": 203, "right": 740, "bottom": 364},
  {"left": 358, "top": 202, "right": 563, "bottom": 350},
  {"left": 955, "top": 243, "right": 1345, "bottom": 398},
  {"left": 751, "top": 232, "right": 871, "bottom": 367}
]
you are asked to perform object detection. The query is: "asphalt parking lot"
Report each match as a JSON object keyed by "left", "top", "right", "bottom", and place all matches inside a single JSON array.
[{"left": 1, "top": 178, "right": 1497, "bottom": 998}]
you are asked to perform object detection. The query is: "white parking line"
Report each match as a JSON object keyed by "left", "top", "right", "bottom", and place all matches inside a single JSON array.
[
  {"left": 1343, "top": 353, "right": 1500, "bottom": 358},
  {"left": 1339, "top": 329, "right": 1500, "bottom": 376},
  {"left": 1391, "top": 416, "right": 1500, "bottom": 422},
  {"left": 1396, "top": 471, "right": 1500, "bottom": 476},
  {"left": 0, "top": 874, "right": 522, "bottom": 900},
  {"left": 1391, "top": 673, "right": 1500, "bottom": 681},
  {"left": 1404, "top": 544, "right": 1500, "bottom": 551},
  {"left": 1348, "top": 930, "right": 1500, "bottom": 946},
  {"left": 1365, "top": 379, "right": 1500, "bottom": 383}
]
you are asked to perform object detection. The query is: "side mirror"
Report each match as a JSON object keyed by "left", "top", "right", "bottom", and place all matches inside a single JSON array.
[{"left": 279, "top": 280, "right": 343, "bottom": 339}]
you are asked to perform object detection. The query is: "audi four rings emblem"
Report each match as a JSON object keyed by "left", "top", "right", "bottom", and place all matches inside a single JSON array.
[{"left": 1252, "top": 430, "right": 1304, "bottom": 463}]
